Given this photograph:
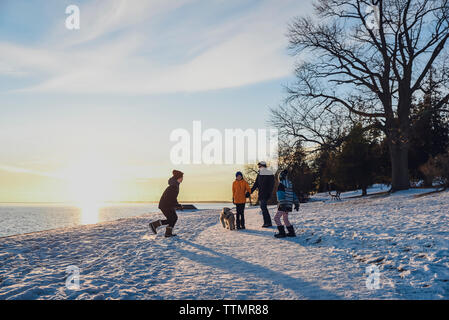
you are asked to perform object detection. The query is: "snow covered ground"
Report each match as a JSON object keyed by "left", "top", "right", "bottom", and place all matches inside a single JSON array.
[{"left": 0, "top": 188, "right": 448, "bottom": 300}]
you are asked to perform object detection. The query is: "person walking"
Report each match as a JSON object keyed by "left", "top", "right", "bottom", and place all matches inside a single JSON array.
[
  {"left": 250, "top": 161, "right": 275, "bottom": 228},
  {"left": 232, "top": 171, "right": 251, "bottom": 229},
  {"left": 274, "top": 169, "right": 299, "bottom": 238},
  {"left": 149, "top": 170, "right": 184, "bottom": 238}
]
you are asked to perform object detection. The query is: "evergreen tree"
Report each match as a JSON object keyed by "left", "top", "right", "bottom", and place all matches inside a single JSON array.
[
  {"left": 310, "top": 147, "right": 338, "bottom": 193},
  {"left": 278, "top": 142, "right": 313, "bottom": 201},
  {"left": 334, "top": 124, "right": 377, "bottom": 196},
  {"left": 409, "top": 70, "right": 449, "bottom": 185}
]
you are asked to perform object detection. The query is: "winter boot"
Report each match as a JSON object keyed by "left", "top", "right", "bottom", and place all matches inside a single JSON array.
[
  {"left": 149, "top": 220, "right": 162, "bottom": 234},
  {"left": 286, "top": 225, "right": 296, "bottom": 237},
  {"left": 165, "top": 226, "right": 177, "bottom": 238},
  {"left": 274, "top": 226, "right": 286, "bottom": 238}
]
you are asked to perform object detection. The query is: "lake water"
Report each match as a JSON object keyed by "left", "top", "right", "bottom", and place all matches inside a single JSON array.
[{"left": 0, "top": 203, "right": 231, "bottom": 237}]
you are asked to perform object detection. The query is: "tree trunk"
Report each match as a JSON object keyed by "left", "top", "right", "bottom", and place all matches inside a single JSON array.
[
  {"left": 389, "top": 142, "right": 410, "bottom": 191},
  {"left": 422, "top": 176, "right": 433, "bottom": 188},
  {"left": 361, "top": 186, "right": 367, "bottom": 196},
  {"left": 386, "top": 87, "right": 412, "bottom": 191}
]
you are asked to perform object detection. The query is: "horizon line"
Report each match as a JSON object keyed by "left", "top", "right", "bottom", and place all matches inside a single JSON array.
[{"left": 0, "top": 200, "right": 233, "bottom": 205}]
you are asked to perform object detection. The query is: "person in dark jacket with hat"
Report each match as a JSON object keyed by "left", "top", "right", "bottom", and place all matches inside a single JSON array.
[
  {"left": 250, "top": 161, "right": 275, "bottom": 228},
  {"left": 149, "top": 170, "right": 184, "bottom": 238}
]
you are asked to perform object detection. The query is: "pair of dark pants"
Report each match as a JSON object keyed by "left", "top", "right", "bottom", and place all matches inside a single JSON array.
[
  {"left": 235, "top": 203, "right": 246, "bottom": 228},
  {"left": 160, "top": 208, "right": 178, "bottom": 228},
  {"left": 259, "top": 199, "right": 272, "bottom": 226}
]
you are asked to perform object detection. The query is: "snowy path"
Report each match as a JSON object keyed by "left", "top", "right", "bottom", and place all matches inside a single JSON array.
[
  {"left": 0, "top": 190, "right": 448, "bottom": 299},
  {"left": 156, "top": 209, "right": 372, "bottom": 299}
]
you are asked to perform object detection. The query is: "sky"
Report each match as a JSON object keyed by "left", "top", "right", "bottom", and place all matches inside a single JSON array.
[{"left": 0, "top": 0, "right": 314, "bottom": 203}]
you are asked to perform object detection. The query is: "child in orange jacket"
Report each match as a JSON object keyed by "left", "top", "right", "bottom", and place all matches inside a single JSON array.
[{"left": 232, "top": 171, "right": 251, "bottom": 229}]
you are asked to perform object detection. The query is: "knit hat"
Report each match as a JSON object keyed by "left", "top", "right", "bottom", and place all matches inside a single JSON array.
[
  {"left": 172, "top": 170, "right": 184, "bottom": 180},
  {"left": 279, "top": 169, "right": 288, "bottom": 180},
  {"left": 257, "top": 161, "right": 267, "bottom": 167},
  {"left": 235, "top": 171, "right": 243, "bottom": 178}
]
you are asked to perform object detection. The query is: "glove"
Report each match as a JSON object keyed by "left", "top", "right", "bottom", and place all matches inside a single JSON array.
[
  {"left": 245, "top": 192, "right": 250, "bottom": 198},
  {"left": 294, "top": 203, "right": 299, "bottom": 211},
  {"left": 232, "top": 198, "right": 235, "bottom": 205}
]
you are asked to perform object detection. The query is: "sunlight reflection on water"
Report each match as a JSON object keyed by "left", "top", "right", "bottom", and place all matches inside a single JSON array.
[{"left": 78, "top": 202, "right": 101, "bottom": 225}]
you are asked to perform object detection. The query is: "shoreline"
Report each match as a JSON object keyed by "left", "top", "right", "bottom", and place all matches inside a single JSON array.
[
  {"left": 0, "top": 201, "right": 234, "bottom": 205},
  {"left": 0, "top": 207, "right": 229, "bottom": 240},
  {"left": 0, "top": 211, "right": 155, "bottom": 240}
]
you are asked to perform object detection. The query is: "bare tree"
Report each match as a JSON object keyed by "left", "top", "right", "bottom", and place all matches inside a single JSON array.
[
  {"left": 270, "top": 96, "right": 349, "bottom": 154},
  {"left": 285, "top": 0, "right": 449, "bottom": 191},
  {"left": 243, "top": 163, "right": 259, "bottom": 205}
]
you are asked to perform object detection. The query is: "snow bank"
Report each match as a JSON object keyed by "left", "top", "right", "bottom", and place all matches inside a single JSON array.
[{"left": 0, "top": 190, "right": 448, "bottom": 299}]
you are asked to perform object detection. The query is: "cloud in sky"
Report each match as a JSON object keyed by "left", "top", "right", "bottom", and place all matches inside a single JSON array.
[
  {"left": 56, "top": 0, "right": 195, "bottom": 46},
  {"left": 0, "top": 163, "right": 59, "bottom": 179},
  {"left": 0, "top": 0, "right": 312, "bottom": 94}
]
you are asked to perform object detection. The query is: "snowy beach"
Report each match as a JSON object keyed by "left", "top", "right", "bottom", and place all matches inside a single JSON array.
[
  {"left": 1, "top": 189, "right": 448, "bottom": 300},
  {"left": 0, "top": 203, "right": 231, "bottom": 238}
]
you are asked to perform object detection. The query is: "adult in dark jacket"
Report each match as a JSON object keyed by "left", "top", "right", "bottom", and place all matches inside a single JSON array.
[
  {"left": 149, "top": 170, "right": 184, "bottom": 237},
  {"left": 251, "top": 161, "right": 275, "bottom": 228}
]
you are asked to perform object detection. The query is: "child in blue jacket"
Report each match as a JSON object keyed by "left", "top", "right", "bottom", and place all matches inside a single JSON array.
[{"left": 274, "top": 169, "right": 299, "bottom": 238}]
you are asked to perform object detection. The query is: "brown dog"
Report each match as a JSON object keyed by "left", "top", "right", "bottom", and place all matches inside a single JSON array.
[{"left": 220, "top": 207, "right": 236, "bottom": 230}]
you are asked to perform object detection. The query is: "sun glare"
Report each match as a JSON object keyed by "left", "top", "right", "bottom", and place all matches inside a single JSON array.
[
  {"left": 63, "top": 155, "right": 116, "bottom": 224},
  {"left": 78, "top": 201, "right": 102, "bottom": 225}
]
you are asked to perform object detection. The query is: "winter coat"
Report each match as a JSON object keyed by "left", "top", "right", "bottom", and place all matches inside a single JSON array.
[
  {"left": 251, "top": 167, "right": 275, "bottom": 201},
  {"left": 232, "top": 179, "right": 251, "bottom": 204},
  {"left": 276, "top": 178, "right": 299, "bottom": 212},
  {"left": 158, "top": 177, "right": 180, "bottom": 210}
]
